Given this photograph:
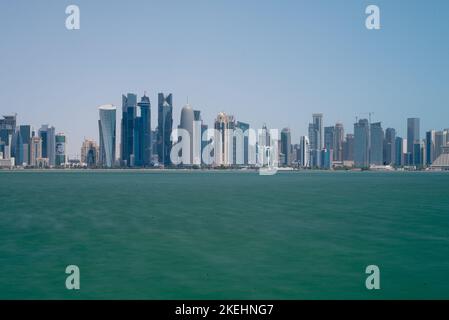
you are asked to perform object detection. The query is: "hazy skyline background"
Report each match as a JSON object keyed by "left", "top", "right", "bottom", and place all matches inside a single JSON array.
[{"left": 1, "top": 0, "right": 449, "bottom": 157}]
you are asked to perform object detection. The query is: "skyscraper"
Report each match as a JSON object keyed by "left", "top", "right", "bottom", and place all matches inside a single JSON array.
[
  {"left": 30, "top": 136, "right": 42, "bottom": 167},
  {"left": 17, "top": 125, "right": 31, "bottom": 166},
  {"left": 0, "top": 115, "right": 16, "bottom": 159},
  {"left": 384, "top": 128, "right": 396, "bottom": 165},
  {"left": 81, "top": 139, "right": 99, "bottom": 167},
  {"left": 214, "top": 112, "right": 235, "bottom": 166},
  {"left": 334, "top": 123, "right": 344, "bottom": 162},
  {"left": 395, "top": 137, "right": 404, "bottom": 167},
  {"left": 343, "top": 134, "right": 354, "bottom": 161},
  {"left": 236, "top": 121, "right": 250, "bottom": 166},
  {"left": 121, "top": 93, "right": 137, "bottom": 167},
  {"left": 435, "top": 130, "right": 447, "bottom": 159},
  {"left": 281, "top": 128, "right": 292, "bottom": 166},
  {"left": 425, "top": 130, "right": 436, "bottom": 166},
  {"left": 157, "top": 93, "right": 173, "bottom": 167},
  {"left": 313, "top": 113, "right": 324, "bottom": 150},
  {"left": 354, "top": 119, "right": 370, "bottom": 168},
  {"left": 324, "top": 126, "right": 335, "bottom": 154},
  {"left": 370, "top": 122, "right": 384, "bottom": 165},
  {"left": 99, "top": 104, "right": 117, "bottom": 168},
  {"left": 55, "top": 133, "right": 66, "bottom": 167},
  {"left": 300, "top": 136, "right": 310, "bottom": 168},
  {"left": 407, "top": 118, "right": 420, "bottom": 165},
  {"left": 179, "top": 104, "right": 195, "bottom": 165},
  {"left": 38, "top": 125, "right": 56, "bottom": 166},
  {"left": 309, "top": 113, "right": 323, "bottom": 168},
  {"left": 137, "top": 94, "right": 152, "bottom": 167}
]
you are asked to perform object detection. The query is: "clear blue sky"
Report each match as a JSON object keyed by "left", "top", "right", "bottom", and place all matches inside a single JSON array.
[{"left": 1, "top": 0, "right": 449, "bottom": 157}]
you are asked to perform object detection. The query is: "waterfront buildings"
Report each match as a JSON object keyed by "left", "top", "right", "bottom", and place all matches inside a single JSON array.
[
  {"left": 157, "top": 93, "right": 173, "bottom": 167},
  {"left": 179, "top": 104, "right": 195, "bottom": 165},
  {"left": 300, "top": 136, "right": 310, "bottom": 168},
  {"left": 334, "top": 123, "right": 344, "bottom": 162},
  {"left": 308, "top": 113, "right": 323, "bottom": 168},
  {"left": 370, "top": 122, "right": 384, "bottom": 166},
  {"left": 395, "top": 136, "right": 404, "bottom": 167},
  {"left": 99, "top": 104, "right": 117, "bottom": 168},
  {"left": 236, "top": 121, "right": 250, "bottom": 165},
  {"left": 16, "top": 125, "right": 31, "bottom": 166},
  {"left": 384, "top": 128, "right": 396, "bottom": 165},
  {"left": 354, "top": 119, "right": 370, "bottom": 168},
  {"left": 407, "top": 118, "right": 420, "bottom": 165},
  {"left": 81, "top": 139, "right": 99, "bottom": 167},
  {"left": 55, "top": 133, "right": 66, "bottom": 166},
  {"left": 281, "top": 128, "right": 292, "bottom": 166},
  {"left": 137, "top": 94, "right": 152, "bottom": 167},
  {"left": 343, "top": 134, "right": 354, "bottom": 162},
  {"left": 0, "top": 115, "right": 16, "bottom": 160},
  {"left": 214, "top": 112, "right": 235, "bottom": 166},
  {"left": 426, "top": 130, "right": 436, "bottom": 166},
  {"left": 30, "top": 136, "right": 42, "bottom": 167},
  {"left": 38, "top": 125, "right": 56, "bottom": 167},
  {"left": 324, "top": 126, "right": 335, "bottom": 157}
]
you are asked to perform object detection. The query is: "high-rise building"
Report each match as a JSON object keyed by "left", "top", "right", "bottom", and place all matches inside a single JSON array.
[
  {"left": 334, "top": 123, "right": 344, "bottom": 162},
  {"left": 395, "top": 136, "right": 404, "bottom": 167},
  {"left": 384, "top": 128, "right": 396, "bottom": 165},
  {"left": 120, "top": 93, "right": 137, "bottom": 167},
  {"left": 81, "top": 139, "right": 99, "bottom": 167},
  {"left": 413, "top": 141, "right": 424, "bottom": 167},
  {"left": 99, "top": 104, "right": 117, "bottom": 168},
  {"left": 343, "top": 134, "right": 354, "bottom": 161},
  {"left": 370, "top": 122, "right": 384, "bottom": 165},
  {"left": 435, "top": 130, "right": 447, "bottom": 159},
  {"left": 157, "top": 93, "right": 173, "bottom": 167},
  {"left": 308, "top": 113, "right": 323, "bottom": 168},
  {"left": 281, "top": 128, "right": 292, "bottom": 166},
  {"left": 193, "top": 110, "right": 203, "bottom": 165},
  {"left": 354, "top": 119, "right": 370, "bottom": 168},
  {"left": 321, "top": 148, "right": 332, "bottom": 169},
  {"left": 16, "top": 125, "right": 31, "bottom": 166},
  {"left": 137, "top": 94, "right": 152, "bottom": 167},
  {"left": 38, "top": 125, "right": 56, "bottom": 167},
  {"left": 0, "top": 115, "right": 16, "bottom": 158},
  {"left": 214, "top": 112, "right": 235, "bottom": 166},
  {"left": 55, "top": 133, "right": 66, "bottom": 166},
  {"left": 300, "top": 136, "right": 310, "bottom": 167},
  {"left": 312, "top": 113, "right": 323, "bottom": 150},
  {"left": 179, "top": 104, "right": 195, "bottom": 165},
  {"left": 236, "top": 121, "right": 250, "bottom": 165},
  {"left": 425, "top": 130, "right": 436, "bottom": 166},
  {"left": 324, "top": 126, "right": 335, "bottom": 154},
  {"left": 30, "top": 136, "right": 42, "bottom": 167},
  {"left": 407, "top": 118, "right": 420, "bottom": 165},
  {"left": 119, "top": 93, "right": 151, "bottom": 167}
]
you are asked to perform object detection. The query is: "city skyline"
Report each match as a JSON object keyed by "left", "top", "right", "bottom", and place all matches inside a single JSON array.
[
  {"left": 2, "top": 89, "right": 449, "bottom": 161},
  {"left": 1, "top": 1, "right": 449, "bottom": 157},
  {"left": 2, "top": 94, "right": 449, "bottom": 170}
]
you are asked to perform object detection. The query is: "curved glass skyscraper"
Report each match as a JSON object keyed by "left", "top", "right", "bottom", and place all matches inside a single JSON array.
[{"left": 99, "top": 104, "right": 117, "bottom": 168}]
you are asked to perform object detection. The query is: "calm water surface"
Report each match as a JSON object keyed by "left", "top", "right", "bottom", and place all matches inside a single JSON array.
[{"left": 0, "top": 171, "right": 448, "bottom": 299}]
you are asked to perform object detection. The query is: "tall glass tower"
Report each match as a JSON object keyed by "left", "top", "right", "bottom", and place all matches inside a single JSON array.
[
  {"left": 137, "top": 94, "right": 152, "bottom": 167},
  {"left": 354, "top": 119, "right": 370, "bottom": 168},
  {"left": 121, "top": 93, "right": 137, "bottom": 167},
  {"left": 99, "top": 104, "right": 117, "bottom": 168},
  {"left": 407, "top": 118, "right": 420, "bottom": 165},
  {"left": 370, "top": 122, "right": 384, "bottom": 165},
  {"left": 157, "top": 93, "right": 173, "bottom": 166}
]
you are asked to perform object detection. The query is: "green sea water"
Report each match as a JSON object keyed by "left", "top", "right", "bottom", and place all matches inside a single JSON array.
[{"left": 0, "top": 170, "right": 448, "bottom": 299}]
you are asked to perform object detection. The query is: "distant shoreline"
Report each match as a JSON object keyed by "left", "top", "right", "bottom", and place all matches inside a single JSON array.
[{"left": 0, "top": 168, "right": 447, "bottom": 173}]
